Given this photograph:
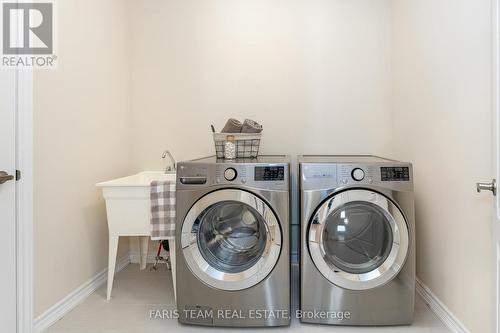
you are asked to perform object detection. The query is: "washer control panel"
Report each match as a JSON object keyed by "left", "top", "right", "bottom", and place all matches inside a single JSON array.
[
  {"left": 177, "top": 159, "right": 289, "bottom": 191},
  {"left": 254, "top": 166, "right": 285, "bottom": 181},
  {"left": 215, "top": 166, "right": 247, "bottom": 184},
  {"left": 224, "top": 167, "right": 237, "bottom": 181},
  {"left": 351, "top": 168, "right": 365, "bottom": 181},
  {"left": 215, "top": 164, "right": 288, "bottom": 190}
]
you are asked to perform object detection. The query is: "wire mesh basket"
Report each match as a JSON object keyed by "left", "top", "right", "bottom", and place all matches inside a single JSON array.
[{"left": 213, "top": 133, "right": 261, "bottom": 158}]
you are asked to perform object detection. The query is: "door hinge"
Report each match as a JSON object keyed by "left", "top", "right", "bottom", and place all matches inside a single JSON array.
[{"left": 16, "top": 170, "right": 21, "bottom": 181}]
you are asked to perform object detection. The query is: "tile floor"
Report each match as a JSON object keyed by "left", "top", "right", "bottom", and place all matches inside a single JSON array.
[{"left": 46, "top": 264, "right": 450, "bottom": 333}]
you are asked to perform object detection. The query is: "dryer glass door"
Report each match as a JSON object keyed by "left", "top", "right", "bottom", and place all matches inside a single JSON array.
[
  {"left": 322, "top": 201, "right": 394, "bottom": 275},
  {"left": 181, "top": 189, "right": 282, "bottom": 291},
  {"left": 308, "top": 189, "right": 409, "bottom": 290}
]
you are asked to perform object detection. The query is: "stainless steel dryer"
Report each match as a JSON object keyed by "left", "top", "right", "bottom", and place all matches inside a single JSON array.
[
  {"left": 176, "top": 156, "right": 290, "bottom": 327},
  {"left": 299, "top": 155, "right": 415, "bottom": 326}
]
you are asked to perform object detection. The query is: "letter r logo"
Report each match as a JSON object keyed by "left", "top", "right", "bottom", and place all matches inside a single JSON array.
[{"left": 2, "top": 2, "right": 53, "bottom": 55}]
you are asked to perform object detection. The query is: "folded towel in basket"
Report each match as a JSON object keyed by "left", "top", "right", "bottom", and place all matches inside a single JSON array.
[
  {"left": 221, "top": 118, "right": 243, "bottom": 133},
  {"left": 150, "top": 181, "right": 176, "bottom": 240},
  {"left": 241, "top": 119, "right": 263, "bottom": 133}
]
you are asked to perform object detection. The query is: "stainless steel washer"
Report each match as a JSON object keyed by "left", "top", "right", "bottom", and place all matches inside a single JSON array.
[
  {"left": 176, "top": 156, "right": 290, "bottom": 327},
  {"left": 299, "top": 155, "right": 415, "bottom": 326}
]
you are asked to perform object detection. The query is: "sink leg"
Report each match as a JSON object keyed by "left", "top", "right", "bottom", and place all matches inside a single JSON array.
[
  {"left": 107, "top": 235, "right": 119, "bottom": 301},
  {"left": 139, "top": 236, "right": 149, "bottom": 270},
  {"left": 169, "top": 239, "right": 177, "bottom": 302}
]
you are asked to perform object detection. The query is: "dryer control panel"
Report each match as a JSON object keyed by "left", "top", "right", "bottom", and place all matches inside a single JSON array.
[
  {"left": 301, "top": 162, "right": 413, "bottom": 191},
  {"left": 381, "top": 167, "right": 410, "bottom": 181},
  {"left": 337, "top": 164, "right": 378, "bottom": 186}
]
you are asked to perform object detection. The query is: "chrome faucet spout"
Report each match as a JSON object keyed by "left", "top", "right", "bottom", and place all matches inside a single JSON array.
[{"left": 162, "top": 150, "right": 176, "bottom": 173}]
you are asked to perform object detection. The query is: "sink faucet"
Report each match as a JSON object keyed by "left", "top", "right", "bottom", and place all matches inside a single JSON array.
[{"left": 162, "top": 150, "right": 176, "bottom": 173}]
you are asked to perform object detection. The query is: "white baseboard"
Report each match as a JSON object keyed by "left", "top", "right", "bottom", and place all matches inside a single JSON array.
[
  {"left": 34, "top": 255, "right": 131, "bottom": 333},
  {"left": 416, "top": 278, "right": 470, "bottom": 333}
]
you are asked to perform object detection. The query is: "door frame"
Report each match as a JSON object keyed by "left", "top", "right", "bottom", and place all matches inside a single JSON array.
[
  {"left": 491, "top": 0, "right": 500, "bottom": 332},
  {"left": 15, "top": 68, "right": 34, "bottom": 333},
  {"left": 4, "top": 1, "right": 35, "bottom": 330},
  {"left": 492, "top": 0, "right": 499, "bottom": 331}
]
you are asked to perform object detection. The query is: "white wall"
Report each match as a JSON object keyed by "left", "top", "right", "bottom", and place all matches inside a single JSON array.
[
  {"left": 128, "top": 0, "right": 394, "bottom": 258},
  {"left": 34, "top": 0, "right": 132, "bottom": 317},
  {"left": 129, "top": 0, "right": 393, "bottom": 170},
  {"left": 392, "top": 0, "right": 493, "bottom": 332}
]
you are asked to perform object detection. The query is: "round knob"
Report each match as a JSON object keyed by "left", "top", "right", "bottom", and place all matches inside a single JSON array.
[
  {"left": 351, "top": 168, "right": 365, "bottom": 181},
  {"left": 224, "top": 168, "right": 237, "bottom": 181}
]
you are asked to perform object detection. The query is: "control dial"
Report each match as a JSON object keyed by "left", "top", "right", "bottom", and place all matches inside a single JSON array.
[
  {"left": 224, "top": 168, "right": 238, "bottom": 181},
  {"left": 351, "top": 168, "right": 365, "bottom": 181}
]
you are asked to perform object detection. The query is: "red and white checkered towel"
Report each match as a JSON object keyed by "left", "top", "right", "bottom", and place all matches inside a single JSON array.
[{"left": 150, "top": 181, "right": 176, "bottom": 240}]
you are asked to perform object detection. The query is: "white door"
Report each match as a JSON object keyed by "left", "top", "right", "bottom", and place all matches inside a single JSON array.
[{"left": 0, "top": 70, "right": 18, "bottom": 331}]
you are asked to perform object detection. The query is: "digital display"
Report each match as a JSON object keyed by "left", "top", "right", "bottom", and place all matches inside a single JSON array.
[
  {"left": 254, "top": 166, "right": 285, "bottom": 181},
  {"left": 381, "top": 167, "right": 410, "bottom": 181}
]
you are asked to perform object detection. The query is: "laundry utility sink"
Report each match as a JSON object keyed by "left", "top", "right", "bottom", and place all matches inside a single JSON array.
[
  {"left": 97, "top": 171, "right": 177, "bottom": 301},
  {"left": 97, "top": 171, "right": 176, "bottom": 187},
  {"left": 97, "top": 171, "right": 176, "bottom": 235}
]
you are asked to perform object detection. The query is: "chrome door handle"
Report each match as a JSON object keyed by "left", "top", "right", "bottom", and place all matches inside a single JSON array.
[
  {"left": 476, "top": 179, "right": 497, "bottom": 196},
  {"left": 0, "top": 171, "right": 14, "bottom": 185}
]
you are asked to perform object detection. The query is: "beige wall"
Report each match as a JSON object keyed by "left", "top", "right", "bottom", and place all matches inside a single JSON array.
[
  {"left": 128, "top": 0, "right": 394, "bottom": 258},
  {"left": 128, "top": 0, "right": 394, "bottom": 171},
  {"left": 34, "top": 0, "right": 131, "bottom": 317},
  {"left": 392, "top": 0, "right": 493, "bottom": 332}
]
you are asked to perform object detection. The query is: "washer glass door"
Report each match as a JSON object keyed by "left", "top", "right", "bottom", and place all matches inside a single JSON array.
[
  {"left": 181, "top": 189, "right": 282, "bottom": 291},
  {"left": 308, "top": 189, "right": 409, "bottom": 290},
  {"left": 197, "top": 201, "right": 267, "bottom": 274}
]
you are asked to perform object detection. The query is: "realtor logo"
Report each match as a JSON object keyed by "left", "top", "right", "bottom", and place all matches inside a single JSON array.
[{"left": 2, "top": 0, "right": 57, "bottom": 67}]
